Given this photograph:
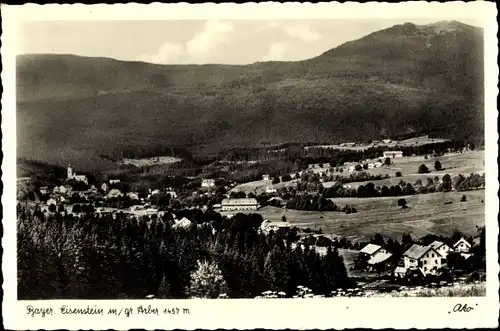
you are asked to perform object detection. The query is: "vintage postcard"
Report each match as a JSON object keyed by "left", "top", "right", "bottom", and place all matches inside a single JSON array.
[{"left": 2, "top": 2, "right": 499, "bottom": 329}]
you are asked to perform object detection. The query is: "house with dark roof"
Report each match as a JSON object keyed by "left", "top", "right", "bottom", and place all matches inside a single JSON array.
[{"left": 403, "top": 244, "right": 445, "bottom": 274}]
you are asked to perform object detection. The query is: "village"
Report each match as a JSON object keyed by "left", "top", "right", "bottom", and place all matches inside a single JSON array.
[{"left": 19, "top": 140, "right": 485, "bottom": 296}]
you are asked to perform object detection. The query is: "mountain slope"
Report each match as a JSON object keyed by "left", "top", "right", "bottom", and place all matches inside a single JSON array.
[{"left": 16, "top": 21, "right": 484, "bottom": 170}]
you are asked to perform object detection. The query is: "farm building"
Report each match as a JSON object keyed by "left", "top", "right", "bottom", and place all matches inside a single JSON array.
[
  {"left": 221, "top": 198, "right": 259, "bottom": 211},
  {"left": 453, "top": 237, "right": 471, "bottom": 253},
  {"left": 262, "top": 174, "right": 271, "bottom": 181},
  {"left": 383, "top": 151, "right": 403, "bottom": 158},
  {"left": 402, "top": 244, "right": 445, "bottom": 275}
]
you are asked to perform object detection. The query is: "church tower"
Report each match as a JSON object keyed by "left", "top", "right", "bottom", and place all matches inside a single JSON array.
[{"left": 67, "top": 164, "right": 73, "bottom": 179}]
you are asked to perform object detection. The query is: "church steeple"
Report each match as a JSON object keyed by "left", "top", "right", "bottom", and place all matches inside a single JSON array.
[{"left": 67, "top": 164, "right": 73, "bottom": 179}]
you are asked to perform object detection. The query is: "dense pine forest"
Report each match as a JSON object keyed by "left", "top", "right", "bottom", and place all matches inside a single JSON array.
[{"left": 17, "top": 207, "right": 353, "bottom": 299}]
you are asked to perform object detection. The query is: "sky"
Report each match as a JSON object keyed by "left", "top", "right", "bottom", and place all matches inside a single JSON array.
[{"left": 18, "top": 19, "right": 483, "bottom": 65}]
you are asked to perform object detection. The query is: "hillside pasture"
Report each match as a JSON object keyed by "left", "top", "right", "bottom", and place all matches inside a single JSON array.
[
  {"left": 257, "top": 190, "right": 485, "bottom": 242},
  {"left": 230, "top": 178, "right": 299, "bottom": 195},
  {"left": 319, "top": 151, "right": 484, "bottom": 187}
]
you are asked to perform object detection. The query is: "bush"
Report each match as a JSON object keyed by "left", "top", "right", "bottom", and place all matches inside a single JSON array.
[
  {"left": 460, "top": 195, "right": 467, "bottom": 202},
  {"left": 397, "top": 198, "right": 408, "bottom": 208},
  {"left": 418, "top": 164, "right": 429, "bottom": 174},
  {"left": 434, "top": 160, "right": 442, "bottom": 171},
  {"left": 395, "top": 171, "right": 402, "bottom": 177},
  {"left": 354, "top": 164, "right": 362, "bottom": 171}
]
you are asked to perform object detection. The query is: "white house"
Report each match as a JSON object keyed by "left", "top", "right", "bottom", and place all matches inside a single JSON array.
[
  {"left": 58, "top": 185, "right": 67, "bottom": 194},
  {"left": 106, "top": 189, "right": 123, "bottom": 199},
  {"left": 360, "top": 244, "right": 387, "bottom": 257},
  {"left": 127, "top": 192, "right": 139, "bottom": 200},
  {"left": 201, "top": 179, "right": 215, "bottom": 188},
  {"left": 265, "top": 186, "right": 277, "bottom": 194},
  {"left": 260, "top": 220, "right": 291, "bottom": 235},
  {"left": 403, "top": 244, "right": 445, "bottom": 275},
  {"left": 453, "top": 238, "right": 471, "bottom": 253},
  {"left": 109, "top": 179, "right": 121, "bottom": 185},
  {"left": 383, "top": 151, "right": 403, "bottom": 158},
  {"left": 40, "top": 186, "right": 49, "bottom": 195},
  {"left": 221, "top": 198, "right": 258, "bottom": 211},
  {"left": 101, "top": 182, "right": 109, "bottom": 192},
  {"left": 262, "top": 174, "right": 271, "bottom": 181},
  {"left": 429, "top": 240, "right": 453, "bottom": 258},
  {"left": 46, "top": 198, "right": 57, "bottom": 206},
  {"left": 173, "top": 217, "right": 192, "bottom": 229},
  {"left": 165, "top": 190, "right": 177, "bottom": 198}
]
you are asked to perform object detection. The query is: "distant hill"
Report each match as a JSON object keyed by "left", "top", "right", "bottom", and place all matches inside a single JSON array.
[{"left": 17, "top": 20, "right": 484, "bottom": 170}]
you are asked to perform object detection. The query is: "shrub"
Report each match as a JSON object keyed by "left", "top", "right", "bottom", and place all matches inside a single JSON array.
[
  {"left": 397, "top": 198, "right": 408, "bottom": 208},
  {"left": 354, "top": 164, "right": 363, "bottom": 171},
  {"left": 460, "top": 195, "right": 467, "bottom": 202},
  {"left": 418, "top": 164, "right": 429, "bottom": 174},
  {"left": 395, "top": 171, "right": 402, "bottom": 177},
  {"left": 434, "top": 160, "right": 442, "bottom": 171}
]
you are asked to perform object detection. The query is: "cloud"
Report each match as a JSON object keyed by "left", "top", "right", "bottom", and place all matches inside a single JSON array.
[
  {"left": 258, "top": 21, "right": 322, "bottom": 42},
  {"left": 283, "top": 24, "right": 321, "bottom": 42},
  {"left": 137, "top": 20, "right": 234, "bottom": 64},
  {"left": 261, "top": 42, "right": 292, "bottom": 61}
]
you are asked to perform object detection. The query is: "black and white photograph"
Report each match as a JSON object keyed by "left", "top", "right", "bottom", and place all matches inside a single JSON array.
[{"left": 2, "top": 2, "right": 499, "bottom": 330}]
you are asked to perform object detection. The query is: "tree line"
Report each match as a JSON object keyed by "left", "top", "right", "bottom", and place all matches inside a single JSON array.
[{"left": 17, "top": 208, "right": 353, "bottom": 300}]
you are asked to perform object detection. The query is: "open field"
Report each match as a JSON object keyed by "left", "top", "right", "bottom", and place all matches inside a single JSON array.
[
  {"left": 380, "top": 282, "right": 486, "bottom": 297},
  {"left": 232, "top": 151, "right": 484, "bottom": 194},
  {"left": 256, "top": 190, "right": 485, "bottom": 242},
  {"left": 230, "top": 178, "right": 300, "bottom": 195},
  {"left": 321, "top": 150, "right": 484, "bottom": 187},
  {"left": 305, "top": 135, "right": 450, "bottom": 151},
  {"left": 118, "top": 156, "right": 182, "bottom": 167}
]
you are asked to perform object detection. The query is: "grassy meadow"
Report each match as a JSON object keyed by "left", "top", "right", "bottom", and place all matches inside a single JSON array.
[{"left": 257, "top": 189, "right": 485, "bottom": 242}]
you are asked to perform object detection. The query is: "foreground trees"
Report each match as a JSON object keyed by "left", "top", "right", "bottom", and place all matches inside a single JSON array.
[{"left": 17, "top": 209, "right": 351, "bottom": 299}]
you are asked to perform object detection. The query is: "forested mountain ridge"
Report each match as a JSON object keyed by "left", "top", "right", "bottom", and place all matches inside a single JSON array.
[{"left": 17, "top": 20, "right": 484, "bottom": 169}]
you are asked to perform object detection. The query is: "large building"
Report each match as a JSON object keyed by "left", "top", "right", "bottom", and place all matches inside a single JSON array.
[
  {"left": 201, "top": 179, "right": 215, "bottom": 188},
  {"left": 383, "top": 151, "right": 403, "bottom": 158},
  {"left": 221, "top": 198, "right": 259, "bottom": 211},
  {"left": 402, "top": 244, "right": 445, "bottom": 275}
]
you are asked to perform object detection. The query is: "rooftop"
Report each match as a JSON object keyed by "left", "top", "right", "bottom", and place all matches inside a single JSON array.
[
  {"left": 221, "top": 198, "right": 258, "bottom": 205},
  {"left": 360, "top": 243, "right": 382, "bottom": 255},
  {"left": 429, "top": 240, "right": 445, "bottom": 250},
  {"left": 403, "top": 244, "right": 432, "bottom": 259},
  {"left": 368, "top": 252, "right": 393, "bottom": 265}
]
